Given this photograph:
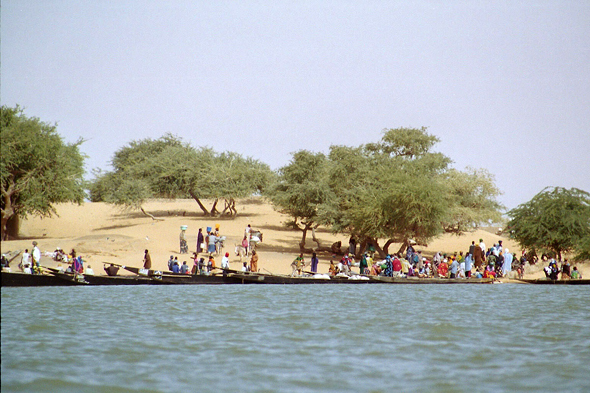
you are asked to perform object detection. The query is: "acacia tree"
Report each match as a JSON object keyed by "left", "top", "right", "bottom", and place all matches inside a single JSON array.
[
  {"left": 265, "top": 150, "right": 334, "bottom": 252},
  {"left": 442, "top": 167, "right": 503, "bottom": 234},
  {"left": 270, "top": 127, "right": 503, "bottom": 257},
  {"left": 507, "top": 187, "right": 590, "bottom": 261},
  {"left": 89, "top": 134, "right": 272, "bottom": 217},
  {"left": 1, "top": 106, "right": 86, "bottom": 239},
  {"left": 322, "top": 129, "right": 453, "bottom": 256}
]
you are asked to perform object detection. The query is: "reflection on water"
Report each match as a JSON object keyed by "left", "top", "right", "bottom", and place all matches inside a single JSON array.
[{"left": 2, "top": 285, "right": 590, "bottom": 392}]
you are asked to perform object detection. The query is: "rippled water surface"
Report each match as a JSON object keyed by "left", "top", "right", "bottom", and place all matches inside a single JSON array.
[{"left": 2, "top": 284, "right": 590, "bottom": 392}]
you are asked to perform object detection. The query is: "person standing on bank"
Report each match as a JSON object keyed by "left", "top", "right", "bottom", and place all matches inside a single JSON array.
[
  {"left": 179, "top": 226, "right": 188, "bottom": 254},
  {"left": 32, "top": 241, "right": 41, "bottom": 274},
  {"left": 20, "top": 249, "right": 31, "bottom": 272},
  {"left": 143, "top": 249, "right": 152, "bottom": 269},
  {"left": 208, "top": 232, "right": 217, "bottom": 255},
  {"left": 250, "top": 250, "right": 259, "bottom": 273},
  {"left": 221, "top": 252, "right": 230, "bottom": 270},
  {"left": 197, "top": 228, "right": 204, "bottom": 254},
  {"left": 310, "top": 252, "right": 319, "bottom": 273}
]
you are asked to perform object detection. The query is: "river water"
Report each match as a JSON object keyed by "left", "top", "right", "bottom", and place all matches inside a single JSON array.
[{"left": 2, "top": 284, "right": 589, "bottom": 392}]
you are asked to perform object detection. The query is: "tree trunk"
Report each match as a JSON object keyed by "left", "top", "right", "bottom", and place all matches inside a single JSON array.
[
  {"left": 383, "top": 239, "right": 395, "bottom": 256},
  {"left": 299, "top": 224, "right": 309, "bottom": 251},
  {"left": 368, "top": 237, "right": 386, "bottom": 259},
  {"left": 311, "top": 226, "right": 321, "bottom": 249},
  {"left": 229, "top": 199, "right": 237, "bottom": 217},
  {"left": 211, "top": 199, "right": 220, "bottom": 216},
  {"left": 298, "top": 223, "right": 316, "bottom": 253},
  {"left": 189, "top": 190, "right": 210, "bottom": 216},
  {"left": 397, "top": 239, "right": 410, "bottom": 256},
  {"left": 6, "top": 215, "right": 20, "bottom": 240},
  {"left": 1, "top": 215, "right": 10, "bottom": 241},
  {"left": 358, "top": 238, "right": 368, "bottom": 257},
  {"left": 221, "top": 199, "right": 230, "bottom": 215},
  {"left": 1, "top": 213, "right": 13, "bottom": 240},
  {"left": 140, "top": 207, "right": 164, "bottom": 221},
  {"left": 1, "top": 179, "right": 17, "bottom": 240}
]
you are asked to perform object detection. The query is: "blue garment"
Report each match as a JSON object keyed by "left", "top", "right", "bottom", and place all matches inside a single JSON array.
[
  {"left": 383, "top": 258, "right": 393, "bottom": 277},
  {"left": 311, "top": 256, "right": 319, "bottom": 273},
  {"left": 172, "top": 263, "right": 180, "bottom": 273},
  {"left": 406, "top": 245, "right": 414, "bottom": 263}
]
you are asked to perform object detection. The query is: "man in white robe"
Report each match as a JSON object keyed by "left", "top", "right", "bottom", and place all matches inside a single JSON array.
[{"left": 502, "top": 249, "right": 513, "bottom": 276}]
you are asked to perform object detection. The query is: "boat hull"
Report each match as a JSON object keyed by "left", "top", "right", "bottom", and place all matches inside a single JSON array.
[
  {"left": 1, "top": 271, "right": 238, "bottom": 287},
  {"left": 2, "top": 271, "right": 79, "bottom": 287},
  {"left": 516, "top": 278, "right": 590, "bottom": 285},
  {"left": 233, "top": 273, "right": 373, "bottom": 284}
]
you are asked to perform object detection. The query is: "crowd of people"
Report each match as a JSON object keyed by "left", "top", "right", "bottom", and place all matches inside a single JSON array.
[
  {"left": 289, "top": 237, "right": 583, "bottom": 281},
  {"left": 10, "top": 241, "right": 97, "bottom": 276},
  {"left": 544, "top": 259, "right": 582, "bottom": 280},
  {"left": 6, "top": 231, "right": 584, "bottom": 282},
  {"left": 168, "top": 224, "right": 262, "bottom": 275}
]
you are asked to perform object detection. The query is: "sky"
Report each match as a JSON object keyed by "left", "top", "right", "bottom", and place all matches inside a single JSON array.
[{"left": 2, "top": 0, "right": 589, "bottom": 211}]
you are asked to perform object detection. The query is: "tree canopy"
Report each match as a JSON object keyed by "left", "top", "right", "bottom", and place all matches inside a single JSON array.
[
  {"left": 266, "top": 127, "right": 503, "bottom": 255},
  {"left": 88, "top": 134, "right": 274, "bottom": 217},
  {"left": 507, "top": 187, "right": 590, "bottom": 261},
  {"left": 266, "top": 150, "right": 333, "bottom": 250},
  {"left": 1, "top": 106, "right": 86, "bottom": 239}
]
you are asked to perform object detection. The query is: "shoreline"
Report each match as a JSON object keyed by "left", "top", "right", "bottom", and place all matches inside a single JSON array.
[{"left": 2, "top": 198, "right": 588, "bottom": 280}]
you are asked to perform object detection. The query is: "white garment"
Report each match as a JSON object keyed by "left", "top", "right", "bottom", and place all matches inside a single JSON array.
[
  {"left": 502, "top": 253, "right": 513, "bottom": 275},
  {"left": 21, "top": 252, "right": 31, "bottom": 265},
  {"left": 85, "top": 267, "right": 95, "bottom": 275},
  {"left": 479, "top": 242, "right": 486, "bottom": 254},
  {"left": 32, "top": 246, "right": 41, "bottom": 264},
  {"left": 221, "top": 256, "right": 230, "bottom": 269},
  {"left": 459, "top": 262, "right": 466, "bottom": 278}
]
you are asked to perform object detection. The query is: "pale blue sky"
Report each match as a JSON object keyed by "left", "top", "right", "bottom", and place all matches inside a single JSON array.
[{"left": 2, "top": 1, "right": 589, "bottom": 210}]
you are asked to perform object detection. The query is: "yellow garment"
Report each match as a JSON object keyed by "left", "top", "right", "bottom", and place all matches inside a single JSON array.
[{"left": 401, "top": 259, "right": 410, "bottom": 273}]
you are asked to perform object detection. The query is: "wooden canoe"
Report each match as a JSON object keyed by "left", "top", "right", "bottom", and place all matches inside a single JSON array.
[
  {"left": 368, "top": 275, "right": 496, "bottom": 284},
  {"left": 2, "top": 271, "right": 80, "bottom": 287},
  {"left": 515, "top": 278, "right": 590, "bottom": 285},
  {"left": 230, "top": 272, "right": 374, "bottom": 284}
]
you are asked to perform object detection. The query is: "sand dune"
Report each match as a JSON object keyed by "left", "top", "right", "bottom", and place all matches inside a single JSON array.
[{"left": 2, "top": 198, "right": 586, "bottom": 279}]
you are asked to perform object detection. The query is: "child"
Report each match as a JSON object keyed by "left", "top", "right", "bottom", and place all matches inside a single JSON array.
[{"left": 571, "top": 266, "right": 582, "bottom": 279}]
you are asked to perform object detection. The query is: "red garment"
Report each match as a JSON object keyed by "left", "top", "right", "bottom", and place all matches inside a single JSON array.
[{"left": 483, "top": 269, "right": 496, "bottom": 278}]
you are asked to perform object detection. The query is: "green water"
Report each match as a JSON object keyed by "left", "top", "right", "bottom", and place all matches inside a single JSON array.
[{"left": 2, "top": 285, "right": 589, "bottom": 392}]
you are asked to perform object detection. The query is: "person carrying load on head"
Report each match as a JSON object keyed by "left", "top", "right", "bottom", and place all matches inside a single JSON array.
[{"left": 179, "top": 225, "right": 188, "bottom": 254}]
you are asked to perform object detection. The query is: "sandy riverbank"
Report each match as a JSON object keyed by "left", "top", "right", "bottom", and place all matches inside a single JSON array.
[{"left": 2, "top": 198, "right": 587, "bottom": 280}]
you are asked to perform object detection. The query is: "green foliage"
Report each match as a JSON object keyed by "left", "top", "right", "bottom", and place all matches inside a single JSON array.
[
  {"left": 324, "top": 129, "right": 453, "bottom": 245},
  {"left": 366, "top": 127, "right": 440, "bottom": 158},
  {"left": 574, "top": 236, "right": 590, "bottom": 261},
  {"left": 266, "top": 150, "right": 332, "bottom": 225},
  {"left": 1, "top": 106, "right": 86, "bottom": 239},
  {"left": 267, "top": 127, "right": 504, "bottom": 254},
  {"left": 507, "top": 187, "right": 590, "bottom": 260},
  {"left": 90, "top": 134, "right": 273, "bottom": 216},
  {"left": 443, "top": 168, "right": 504, "bottom": 233}
]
